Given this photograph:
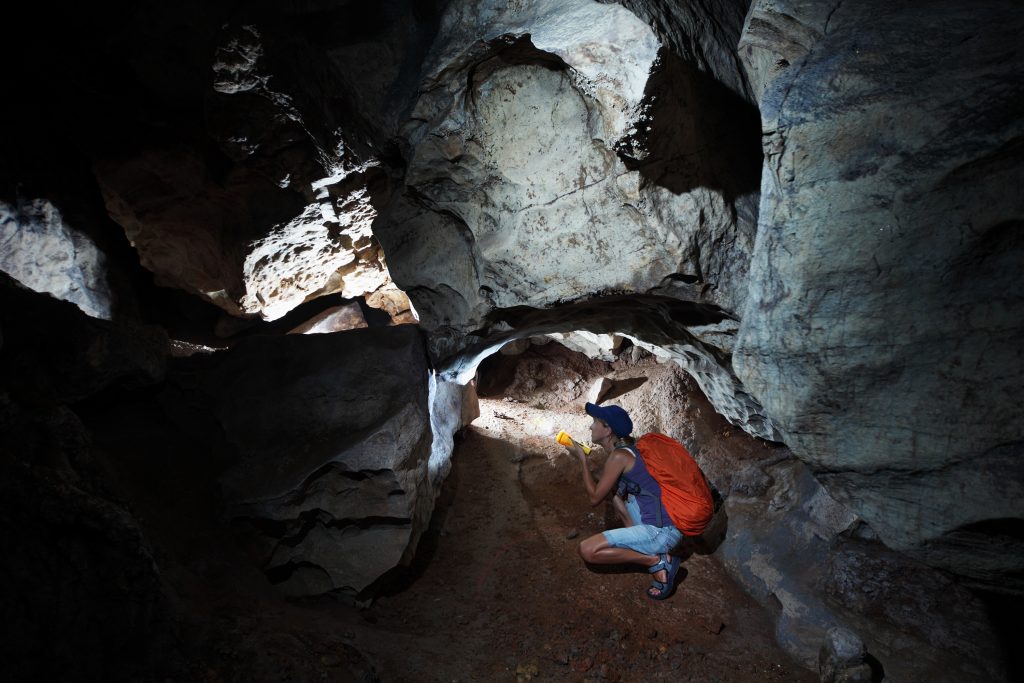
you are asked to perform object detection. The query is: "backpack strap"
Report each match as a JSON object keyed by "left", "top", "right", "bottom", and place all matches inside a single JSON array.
[{"left": 619, "top": 444, "right": 664, "bottom": 528}]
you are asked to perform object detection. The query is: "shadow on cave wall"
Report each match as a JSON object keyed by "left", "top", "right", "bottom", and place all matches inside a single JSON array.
[{"left": 615, "top": 47, "right": 763, "bottom": 203}]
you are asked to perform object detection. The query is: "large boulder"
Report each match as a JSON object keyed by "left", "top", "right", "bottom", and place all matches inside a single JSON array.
[
  {"left": 732, "top": 0, "right": 1024, "bottom": 589},
  {"left": 203, "top": 325, "right": 440, "bottom": 596},
  {"left": 720, "top": 455, "right": 1003, "bottom": 681}
]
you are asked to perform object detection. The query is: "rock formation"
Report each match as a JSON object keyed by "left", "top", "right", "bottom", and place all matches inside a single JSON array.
[
  {"left": 0, "top": 197, "right": 115, "bottom": 320},
  {"left": 732, "top": 0, "right": 1024, "bottom": 590},
  {"left": 1, "top": 0, "right": 1022, "bottom": 677},
  {"left": 201, "top": 326, "right": 436, "bottom": 596}
]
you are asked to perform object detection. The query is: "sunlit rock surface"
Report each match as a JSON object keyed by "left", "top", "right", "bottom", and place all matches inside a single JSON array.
[
  {"left": 287, "top": 302, "right": 367, "bottom": 335},
  {"left": 94, "top": 21, "right": 409, "bottom": 323},
  {"left": 205, "top": 326, "right": 435, "bottom": 596},
  {"left": 733, "top": 0, "right": 1024, "bottom": 589},
  {"left": 0, "top": 197, "right": 113, "bottom": 319}
]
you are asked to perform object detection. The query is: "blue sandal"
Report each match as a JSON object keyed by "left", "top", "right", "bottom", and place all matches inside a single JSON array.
[{"left": 646, "top": 553, "right": 681, "bottom": 600}]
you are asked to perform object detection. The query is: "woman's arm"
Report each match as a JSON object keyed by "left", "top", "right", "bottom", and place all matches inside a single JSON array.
[{"left": 569, "top": 444, "right": 634, "bottom": 506}]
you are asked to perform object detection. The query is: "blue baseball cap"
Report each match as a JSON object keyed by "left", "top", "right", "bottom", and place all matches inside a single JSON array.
[{"left": 585, "top": 402, "right": 633, "bottom": 437}]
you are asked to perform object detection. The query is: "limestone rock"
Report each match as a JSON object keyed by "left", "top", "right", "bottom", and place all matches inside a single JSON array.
[
  {"left": 270, "top": 523, "right": 413, "bottom": 597},
  {"left": 729, "top": 463, "right": 774, "bottom": 498},
  {"left": 732, "top": 0, "right": 1024, "bottom": 590},
  {"left": 617, "top": 0, "right": 755, "bottom": 100},
  {"left": 822, "top": 540, "right": 1001, "bottom": 680},
  {"left": 238, "top": 193, "right": 389, "bottom": 322},
  {"left": 818, "top": 628, "right": 872, "bottom": 683},
  {"left": 0, "top": 197, "right": 114, "bottom": 320},
  {"left": 440, "top": 295, "right": 783, "bottom": 441},
  {"left": 499, "top": 338, "right": 532, "bottom": 356},
  {"left": 460, "top": 379, "right": 481, "bottom": 428},
  {"left": 586, "top": 377, "right": 613, "bottom": 405},
  {"left": 375, "top": 0, "right": 761, "bottom": 350},
  {"left": 548, "top": 332, "right": 623, "bottom": 362},
  {"left": 424, "top": 0, "right": 660, "bottom": 143},
  {"left": 207, "top": 326, "right": 437, "bottom": 596},
  {"left": 95, "top": 21, "right": 410, "bottom": 323},
  {"left": 719, "top": 456, "right": 1002, "bottom": 680},
  {"left": 365, "top": 283, "right": 418, "bottom": 325},
  {"left": 428, "top": 375, "right": 471, "bottom": 489},
  {"left": 287, "top": 302, "right": 367, "bottom": 335}
]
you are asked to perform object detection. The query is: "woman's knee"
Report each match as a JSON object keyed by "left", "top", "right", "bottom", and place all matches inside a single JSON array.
[
  {"left": 577, "top": 532, "right": 606, "bottom": 565},
  {"left": 577, "top": 536, "right": 598, "bottom": 565}
]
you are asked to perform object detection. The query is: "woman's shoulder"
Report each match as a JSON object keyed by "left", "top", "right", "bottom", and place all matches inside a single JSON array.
[{"left": 612, "top": 445, "right": 636, "bottom": 471}]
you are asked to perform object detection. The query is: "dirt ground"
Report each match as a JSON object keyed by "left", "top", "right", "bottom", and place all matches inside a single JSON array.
[
  {"left": 349, "top": 410, "right": 812, "bottom": 682},
  {"left": 87, "top": 343, "right": 815, "bottom": 682},
  {"left": 305, "top": 345, "right": 811, "bottom": 682}
]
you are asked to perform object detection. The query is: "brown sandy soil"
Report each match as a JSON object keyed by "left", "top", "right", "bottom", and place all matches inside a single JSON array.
[
  {"left": 87, "top": 345, "right": 813, "bottom": 682},
  {"left": 349, "top": 421, "right": 810, "bottom": 682},
  {"left": 321, "top": 347, "right": 811, "bottom": 681}
]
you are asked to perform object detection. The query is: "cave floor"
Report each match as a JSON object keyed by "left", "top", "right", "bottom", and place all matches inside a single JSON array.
[
  {"left": 127, "top": 349, "right": 813, "bottom": 682},
  {"left": 335, "top": 393, "right": 813, "bottom": 682}
]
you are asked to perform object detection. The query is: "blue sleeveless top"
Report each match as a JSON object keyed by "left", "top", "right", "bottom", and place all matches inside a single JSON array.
[{"left": 620, "top": 446, "right": 673, "bottom": 528}]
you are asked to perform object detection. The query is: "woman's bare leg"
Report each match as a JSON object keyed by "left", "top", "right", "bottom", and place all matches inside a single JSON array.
[{"left": 578, "top": 533, "right": 675, "bottom": 597}]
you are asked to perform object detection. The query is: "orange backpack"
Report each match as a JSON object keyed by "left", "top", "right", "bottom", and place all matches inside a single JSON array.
[{"left": 633, "top": 433, "right": 714, "bottom": 536}]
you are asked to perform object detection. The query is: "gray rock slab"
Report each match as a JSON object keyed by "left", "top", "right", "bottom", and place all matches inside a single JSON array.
[
  {"left": 719, "top": 456, "right": 1002, "bottom": 680},
  {"left": 733, "top": 0, "right": 1024, "bottom": 590},
  {"left": 207, "top": 325, "right": 440, "bottom": 595}
]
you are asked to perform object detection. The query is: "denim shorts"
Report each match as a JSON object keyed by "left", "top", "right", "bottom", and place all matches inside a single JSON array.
[{"left": 602, "top": 495, "right": 683, "bottom": 556}]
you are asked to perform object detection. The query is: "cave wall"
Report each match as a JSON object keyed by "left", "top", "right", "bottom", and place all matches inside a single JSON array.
[
  {"left": 1, "top": 0, "right": 1021, "bottom": 632},
  {"left": 0, "top": 277, "right": 170, "bottom": 679},
  {"left": 732, "top": 0, "right": 1024, "bottom": 590},
  {"left": 409, "top": 0, "right": 1024, "bottom": 592},
  {"left": 375, "top": 0, "right": 1024, "bottom": 592}
]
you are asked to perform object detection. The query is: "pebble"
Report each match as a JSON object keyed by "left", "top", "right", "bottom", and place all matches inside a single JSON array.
[
  {"left": 515, "top": 661, "right": 539, "bottom": 681},
  {"left": 566, "top": 528, "right": 579, "bottom": 540},
  {"left": 571, "top": 656, "right": 593, "bottom": 672}
]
